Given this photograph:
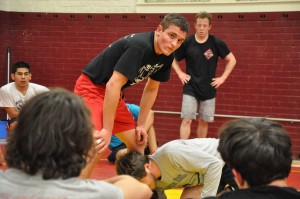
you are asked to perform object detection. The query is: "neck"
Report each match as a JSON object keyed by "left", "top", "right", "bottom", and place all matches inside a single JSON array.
[
  {"left": 269, "top": 179, "right": 288, "bottom": 187},
  {"left": 153, "top": 32, "right": 161, "bottom": 55},
  {"left": 195, "top": 33, "right": 208, "bottom": 43},
  {"left": 15, "top": 84, "right": 29, "bottom": 95}
]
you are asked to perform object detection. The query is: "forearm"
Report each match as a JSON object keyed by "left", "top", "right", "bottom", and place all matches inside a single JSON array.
[
  {"left": 144, "top": 110, "right": 154, "bottom": 131},
  {"left": 3, "top": 107, "right": 18, "bottom": 119},
  {"left": 220, "top": 53, "right": 236, "bottom": 81},
  {"left": 137, "top": 80, "right": 159, "bottom": 128},
  {"left": 172, "top": 59, "right": 183, "bottom": 75},
  {"left": 103, "top": 83, "right": 121, "bottom": 132}
]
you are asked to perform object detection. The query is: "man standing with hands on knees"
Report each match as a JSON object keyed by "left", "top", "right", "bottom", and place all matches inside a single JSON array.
[
  {"left": 172, "top": 12, "right": 236, "bottom": 139},
  {"left": 74, "top": 13, "right": 189, "bottom": 178}
]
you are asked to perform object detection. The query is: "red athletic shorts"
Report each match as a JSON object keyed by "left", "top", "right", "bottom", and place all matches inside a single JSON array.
[{"left": 74, "top": 73, "right": 135, "bottom": 134}]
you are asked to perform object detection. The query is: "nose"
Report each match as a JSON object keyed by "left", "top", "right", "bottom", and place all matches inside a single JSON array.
[{"left": 171, "top": 39, "right": 179, "bottom": 48}]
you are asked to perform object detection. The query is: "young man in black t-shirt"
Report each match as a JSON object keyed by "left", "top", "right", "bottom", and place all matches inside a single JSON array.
[
  {"left": 173, "top": 12, "right": 236, "bottom": 139},
  {"left": 74, "top": 13, "right": 189, "bottom": 178}
]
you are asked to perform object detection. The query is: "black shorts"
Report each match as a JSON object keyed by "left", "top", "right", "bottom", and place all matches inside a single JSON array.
[
  {"left": 107, "top": 143, "right": 127, "bottom": 163},
  {"left": 107, "top": 144, "right": 151, "bottom": 163}
]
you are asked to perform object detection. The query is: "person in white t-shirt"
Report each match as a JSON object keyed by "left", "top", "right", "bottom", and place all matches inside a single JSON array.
[
  {"left": 0, "top": 61, "right": 49, "bottom": 129},
  {"left": 0, "top": 61, "right": 48, "bottom": 165}
]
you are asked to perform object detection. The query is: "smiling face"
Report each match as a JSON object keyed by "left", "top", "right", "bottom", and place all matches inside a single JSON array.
[
  {"left": 11, "top": 68, "right": 32, "bottom": 89},
  {"left": 155, "top": 24, "right": 188, "bottom": 56}
]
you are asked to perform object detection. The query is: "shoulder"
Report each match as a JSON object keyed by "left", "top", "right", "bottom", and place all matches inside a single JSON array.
[
  {"left": 209, "top": 34, "right": 227, "bottom": 45},
  {"left": 28, "top": 83, "right": 49, "bottom": 91},
  {"left": 1, "top": 82, "right": 15, "bottom": 91},
  {"left": 124, "top": 32, "right": 153, "bottom": 45},
  {"left": 182, "top": 35, "right": 195, "bottom": 45}
]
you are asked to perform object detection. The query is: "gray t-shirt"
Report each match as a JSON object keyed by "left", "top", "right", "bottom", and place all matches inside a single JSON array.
[
  {"left": 0, "top": 169, "right": 124, "bottom": 199},
  {"left": 151, "top": 138, "right": 224, "bottom": 199}
]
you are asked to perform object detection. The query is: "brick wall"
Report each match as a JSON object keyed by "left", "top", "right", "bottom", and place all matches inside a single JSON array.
[{"left": 0, "top": 11, "right": 299, "bottom": 158}]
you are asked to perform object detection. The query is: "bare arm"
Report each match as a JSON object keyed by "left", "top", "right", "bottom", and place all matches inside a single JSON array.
[
  {"left": 96, "top": 70, "right": 128, "bottom": 154},
  {"left": 104, "top": 175, "right": 152, "bottom": 199},
  {"left": 172, "top": 59, "right": 190, "bottom": 85},
  {"left": 3, "top": 107, "right": 18, "bottom": 130},
  {"left": 211, "top": 52, "right": 236, "bottom": 88},
  {"left": 135, "top": 78, "right": 160, "bottom": 145},
  {"left": 137, "top": 78, "right": 160, "bottom": 129},
  {"left": 3, "top": 107, "right": 18, "bottom": 118}
]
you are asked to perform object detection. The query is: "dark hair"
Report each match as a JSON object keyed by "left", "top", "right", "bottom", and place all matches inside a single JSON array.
[
  {"left": 160, "top": 13, "right": 189, "bottom": 34},
  {"left": 195, "top": 11, "right": 212, "bottom": 25},
  {"left": 12, "top": 61, "right": 31, "bottom": 73},
  {"left": 218, "top": 118, "right": 292, "bottom": 187},
  {"left": 115, "top": 151, "right": 150, "bottom": 180},
  {"left": 5, "top": 88, "right": 94, "bottom": 179}
]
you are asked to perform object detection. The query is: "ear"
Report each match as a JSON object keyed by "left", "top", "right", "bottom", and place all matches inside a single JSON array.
[
  {"left": 231, "top": 168, "right": 246, "bottom": 188},
  {"left": 29, "top": 73, "right": 32, "bottom": 81},
  {"left": 11, "top": 73, "right": 15, "bottom": 81},
  {"left": 208, "top": 24, "right": 212, "bottom": 31},
  {"left": 156, "top": 25, "right": 163, "bottom": 35},
  {"left": 144, "top": 163, "right": 151, "bottom": 172}
]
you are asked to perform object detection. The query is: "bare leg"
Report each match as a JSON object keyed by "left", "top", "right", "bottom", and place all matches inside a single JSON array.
[
  {"left": 180, "top": 118, "right": 192, "bottom": 139},
  {"left": 116, "top": 129, "right": 146, "bottom": 154},
  {"left": 147, "top": 125, "right": 157, "bottom": 154},
  {"left": 196, "top": 118, "right": 208, "bottom": 138},
  {"left": 145, "top": 110, "right": 157, "bottom": 154},
  {"left": 181, "top": 185, "right": 203, "bottom": 199}
]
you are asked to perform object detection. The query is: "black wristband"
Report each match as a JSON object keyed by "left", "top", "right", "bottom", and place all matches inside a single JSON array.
[{"left": 8, "top": 117, "right": 17, "bottom": 126}]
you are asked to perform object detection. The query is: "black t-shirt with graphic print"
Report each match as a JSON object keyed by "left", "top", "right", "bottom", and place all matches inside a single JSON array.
[
  {"left": 83, "top": 32, "right": 173, "bottom": 89},
  {"left": 175, "top": 34, "right": 230, "bottom": 101}
]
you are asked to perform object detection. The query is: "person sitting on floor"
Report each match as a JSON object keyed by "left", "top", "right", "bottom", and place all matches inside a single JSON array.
[{"left": 0, "top": 89, "right": 152, "bottom": 199}]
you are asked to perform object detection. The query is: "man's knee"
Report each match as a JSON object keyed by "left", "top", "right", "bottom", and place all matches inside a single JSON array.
[{"left": 181, "top": 118, "right": 192, "bottom": 126}]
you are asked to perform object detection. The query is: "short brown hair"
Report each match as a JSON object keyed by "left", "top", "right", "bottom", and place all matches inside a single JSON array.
[{"left": 195, "top": 11, "right": 212, "bottom": 25}]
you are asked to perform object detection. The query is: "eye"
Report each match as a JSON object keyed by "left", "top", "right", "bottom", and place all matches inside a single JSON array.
[
  {"left": 169, "top": 33, "right": 176, "bottom": 39},
  {"left": 178, "top": 39, "right": 185, "bottom": 44}
]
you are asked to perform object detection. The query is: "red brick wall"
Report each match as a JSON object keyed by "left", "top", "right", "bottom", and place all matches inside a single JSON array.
[{"left": 0, "top": 11, "right": 299, "bottom": 158}]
